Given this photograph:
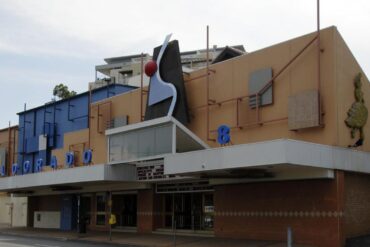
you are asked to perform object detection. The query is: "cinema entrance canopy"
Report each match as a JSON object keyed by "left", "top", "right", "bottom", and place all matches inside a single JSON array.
[
  {"left": 164, "top": 139, "right": 370, "bottom": 182},
  {"left": 105, "top": 116, "right": 209, "bottom": 179}
]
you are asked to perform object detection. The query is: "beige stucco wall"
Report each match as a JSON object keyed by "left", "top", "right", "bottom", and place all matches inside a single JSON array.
[
  {"left": 11, "top": 196, "right": 27, "bottom": 227},
  {"left": 0, "top": 194, "right": 27, "bottom": 227},
  {"left": 0, "top": 193, "right": 11, "bottom": 225}
]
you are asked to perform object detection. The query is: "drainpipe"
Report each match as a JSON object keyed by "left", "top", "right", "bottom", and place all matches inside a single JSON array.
[{"left": 7, "top": 122, "right": 11, "bottom": 176}]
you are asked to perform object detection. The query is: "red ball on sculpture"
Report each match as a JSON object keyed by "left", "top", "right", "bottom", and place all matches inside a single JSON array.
[{"left": 145, "top": 60, "right": 158, "bottom": 77}]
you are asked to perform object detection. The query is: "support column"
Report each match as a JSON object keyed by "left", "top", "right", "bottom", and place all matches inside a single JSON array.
[{"left": 137, "top": 187, "right": 164, "bottom": 233}]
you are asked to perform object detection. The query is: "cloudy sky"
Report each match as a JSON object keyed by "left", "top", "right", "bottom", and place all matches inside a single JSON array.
[{"left": 0, "top": 0, "right": 370, "bottom": 128}]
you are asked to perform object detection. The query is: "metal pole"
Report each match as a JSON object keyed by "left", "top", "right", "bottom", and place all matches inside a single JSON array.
[
  {"left": 287, "top": 227, "right": 293, "bottom": 247},
  {"left": 317, "top": 0, "right": 322, "bottom": 125},
  {"left": 22, "top": 103, "right": 26, "bottom": 175},
  {"left": 173, "top": 219, "right": 176, "bottom": 247},
  {"left": 109, "top": 191, "right": 112, "bottom": 241},
  {"left": 206, "top": 25, "right": 212, "bottom": 142},
  {"left": 140, "top": 53, "right": 144, "bottom": 121},
  {"left": 88, "top": 84, "right": 91, "bottom": 150},
  {"left": 7, "top": 122, "right": 11, "bottom": 176},
  {"left": 12, "top": 126, "right": 16, "bottom": 168},
  {"left": 77, "top": 195, "right": 80, "bottom": 235}
]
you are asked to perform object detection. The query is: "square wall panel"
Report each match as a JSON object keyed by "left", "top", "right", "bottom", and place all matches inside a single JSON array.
[{"left": 288, "top": 89, "right": 320, "bottom": 130}]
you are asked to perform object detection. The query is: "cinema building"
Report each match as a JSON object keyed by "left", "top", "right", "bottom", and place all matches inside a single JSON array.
[{"left": 0, "top": 26, "right": 369, "bottom": 247}]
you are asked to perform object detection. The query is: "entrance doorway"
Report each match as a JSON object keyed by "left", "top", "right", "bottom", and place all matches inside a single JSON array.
[
  {"left": 164, "top": 193, "right": 214, "bottom": 231},
  {"left": 112, "top": 193, "right": 137, "bottom": 228}
]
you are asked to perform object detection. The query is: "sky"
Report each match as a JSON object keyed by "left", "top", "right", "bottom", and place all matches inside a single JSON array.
[{"left": 0, "top": 0, "right": 370, "bottom": 128}]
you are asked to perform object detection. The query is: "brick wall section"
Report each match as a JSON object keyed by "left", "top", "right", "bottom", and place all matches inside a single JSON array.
[
  {"left": 27, "top": 195, "right": 61, "bottom": 227},
  {"left": 137, "top": 188, "right": 165, "bottom": 232},
  {"left": 137, "top": 188, "right": 154, "bottom": 233},
  {"left": 27, "top": 196, "right": 37, "bottom": 227},
  {"left": 153, "top": 193, "right": 165, "bottom": 229},
  {"left": 214, "top": 171, "right": 345, "bottom": 247},
  {"left": 344, "top": 172, "right": 370, "bottom": 238},
  {"left": 29, "top": 195, "right": 61, "bottom": 211}
]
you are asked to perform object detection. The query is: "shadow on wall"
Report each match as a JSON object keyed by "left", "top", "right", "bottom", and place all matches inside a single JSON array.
[{"left": 346, "top": 235, "right": 370, "bottom": 247}]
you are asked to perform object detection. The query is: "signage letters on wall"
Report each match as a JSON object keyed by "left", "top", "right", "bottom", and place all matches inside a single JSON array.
[
  {"left": 65, "top": 152, "right": 74, "bottom": 167},
  {"left": 23, "top": 160, "right": 31, "bottom": 174},
  {"left": 35, "top": 158, "right": 43, "bottom": 172},
  {"left": 83, "top": 149, "right": 92, "bottom": 165},
  {"left": 51, "top": 155, "right": 58, "bottom": 169},
  {"left": 12, "top": 163, "right": 19, "bottom": 176},
  {"left": 217, "top": 125, "right": 231, "bottom": 145}
]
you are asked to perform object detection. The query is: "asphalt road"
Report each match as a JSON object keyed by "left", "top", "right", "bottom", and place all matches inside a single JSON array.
[{"left": 0, "top": 233, "right": 130, "bottom": 247}]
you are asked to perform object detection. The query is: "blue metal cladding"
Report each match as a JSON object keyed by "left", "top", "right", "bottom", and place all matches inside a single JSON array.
[{"left": 17, "top": 84, "right": 135, "bottom": 174}]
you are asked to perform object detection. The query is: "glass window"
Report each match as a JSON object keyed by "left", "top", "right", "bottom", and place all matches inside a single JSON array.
[
  {"left": 203, "top": 194, "right": 214, "bottom": 230},
  {"left": 155, "top": 125, "right": 172, "bottom": 154},
  {"left": 96, "top": 214, "right": 106, "bottom": 226},
  {"left": 122, "top": 131, "right": 139, "bottom": 161},
  {"left": 138, "top": 128, "right": 155, "bottom": 157},
  {"left": 109, "top": 124, "right": 173, "bottom": 162},
  {"left": 96, "top": 194, "right": 106, "bottom": 212},
  {"left": 109, "top": 135, "right": 123, "bottom": 162},
  {"left": 80, "top": 195, "right": 91, "bottom": 225},
  {"left": 96, "top": 194, "right": 106, "bottom": 226}
]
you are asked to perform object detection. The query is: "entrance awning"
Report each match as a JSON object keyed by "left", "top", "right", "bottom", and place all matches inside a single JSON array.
[
  {"left": 105, "top": 116, "right": 209, "bottom": 165},
  {"left": 0, "top": 164, "right": 137, "bottom": 193},
  {"left": 164, "top": 139, "right": 370, "bottom": 182}
]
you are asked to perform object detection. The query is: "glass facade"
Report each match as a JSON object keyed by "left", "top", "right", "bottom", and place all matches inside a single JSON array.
[
  {"left": 96, "top": 194, "right": 106, "bottom": 226},
  {"left": 163, "top": 192, "right": 214, "bottom": 231},
  {"left": 109, "top": 124, "right": 172, "bottom": 163},
  {"left": 80, "top": 195, "right": 92, "bottom": 225},
  {"left": 112, "top": 194, "right": 137, "bottom": 228}
]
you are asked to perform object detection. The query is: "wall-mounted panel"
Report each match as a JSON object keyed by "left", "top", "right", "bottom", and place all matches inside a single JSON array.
[
  {"left": 248, "top": 68, "right": 273, "bottom": 108},
  {"left": 288, "top": 89, "right": 320, "bottom": 130}
]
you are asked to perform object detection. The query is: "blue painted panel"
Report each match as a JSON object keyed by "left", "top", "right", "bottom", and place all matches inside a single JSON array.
[
  {"left": 17, "top": 85, "right": 135, "bottom": 171},
  {"left": 25, "top": 136, "right": 38, "bottom": 153},
  {"left": 60, "top": 195, "right": 77, "bottom": 231}
]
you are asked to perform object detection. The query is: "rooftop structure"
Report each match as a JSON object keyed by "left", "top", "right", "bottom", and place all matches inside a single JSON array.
[{"left": 93, "top": 45, "right": 245, "bottom": 88}]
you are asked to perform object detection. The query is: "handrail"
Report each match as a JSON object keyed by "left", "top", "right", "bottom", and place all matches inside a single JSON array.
[{"left": 188, "top": 34, "right": 319, "bottom": 136}]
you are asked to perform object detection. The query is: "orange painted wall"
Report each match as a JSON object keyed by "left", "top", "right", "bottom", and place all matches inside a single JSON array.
[
  {"left": 188, "top": 26, "right": 369, "bottom": 150},
  {"left": 86, "top": 26, "right": 370, "bottom": 166},
  {"left": 334, "top": 31, "right": 370, "bottom": 150},
  {"left": 50, "top": 129, "right": 89, "bottom": 169},
  {"left": 89, "top": 89, "right": 146, "bottom": 165},
  {"left": 185, "top": 26, "right": 336, "bottom": 147},
  {"left": 0, "top": 126, "right": 18, "bottom": 176}
]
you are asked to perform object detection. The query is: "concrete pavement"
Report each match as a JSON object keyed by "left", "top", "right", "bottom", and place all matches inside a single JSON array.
[{"left": 0, "top": 226, "right": 314, "bottom": 247}]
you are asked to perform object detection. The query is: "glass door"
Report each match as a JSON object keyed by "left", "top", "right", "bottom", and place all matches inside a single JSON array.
[
  {"left": 112, "top": 193, "right": 137, "bottom": 228},
  {"left": 163, "top": 192, "right": 214, "bottom": 231},
  {"left": 80, "top": 195, "right": 92, "bottom": 225},
  {"left": 96, "top": 193, "right": 107, "bottom": 226}
]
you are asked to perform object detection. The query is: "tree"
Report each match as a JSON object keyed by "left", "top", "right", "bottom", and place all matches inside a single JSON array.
[{"left": 53, "top": 83, "right": 77, "bottom": 99}]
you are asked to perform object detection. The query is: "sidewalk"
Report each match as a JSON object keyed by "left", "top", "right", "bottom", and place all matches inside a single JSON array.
[{"left": 0, "top": 226, "right": 313, "bottom": 247}]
